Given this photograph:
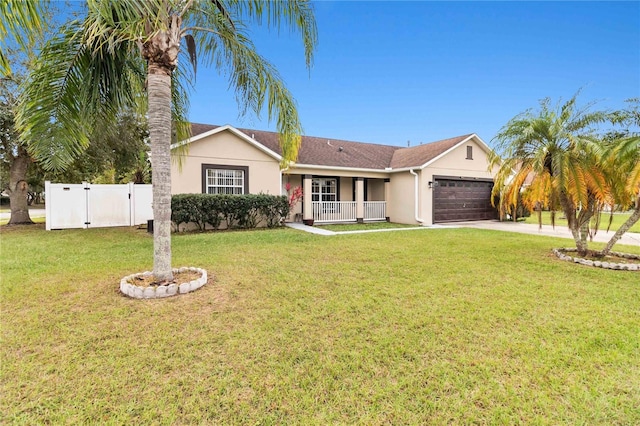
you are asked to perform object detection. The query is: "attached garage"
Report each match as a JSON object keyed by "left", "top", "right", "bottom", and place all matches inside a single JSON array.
[{"left": 433, "top": 177, "right": 497, "bottom": 223}]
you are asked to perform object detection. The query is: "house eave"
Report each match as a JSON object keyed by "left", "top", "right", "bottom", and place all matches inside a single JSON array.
[{"left": 288, "top": 163, "right": 390, "bottom": 174}]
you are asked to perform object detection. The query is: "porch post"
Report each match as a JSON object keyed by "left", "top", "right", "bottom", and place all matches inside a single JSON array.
[
  {"left": 356, "top": 177, "right": 364, "bottom": 223},
  {"left": 302, "top": 174, "right": 314, "bottom": 225},
  {"left": 384, "top": 178, "right": 391, "bottom": 222}
]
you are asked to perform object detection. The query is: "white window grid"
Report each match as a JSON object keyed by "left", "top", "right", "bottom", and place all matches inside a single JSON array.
[
  {"left": 312, "top": 178, "right": 337, "bottom": 212},
  {"left": 206, "top": 169, "right": 244, "bottom": 195},
  {"left": 311, "top": 178, "right": 337, "bottom": 202}
]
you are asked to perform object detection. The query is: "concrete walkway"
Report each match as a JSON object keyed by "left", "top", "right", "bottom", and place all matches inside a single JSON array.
[
  {"left": 285, "top": 220, "right": 640, "bottom": 247},
  {"left": 285, "top": 222, "right": 446, "bottom": 236},
  {"left": 285, "top": 222, "right": 337, "bottom": 235}
]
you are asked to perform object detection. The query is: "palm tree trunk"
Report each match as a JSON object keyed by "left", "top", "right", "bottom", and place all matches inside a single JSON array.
[
  {"left": 569, "top": 226, "right": 588, "bottom": 255},
  {"left": 601, "top": 198, "right": 640, "bottom": 255},
  {"left": 560, "top": 194, "right": 588, "bottom": 255},
  {"left": 7, "top": 146, "right": 34, "bottom": 225},
  {"left": 579, "top": 222, "right": 590, "bottom": 254},
  {"left": 148, "top": 65, "right": 173, "bottom": 282}
]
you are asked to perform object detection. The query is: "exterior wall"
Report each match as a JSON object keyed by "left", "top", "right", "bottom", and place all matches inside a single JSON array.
[
  {"left": 388, "top": 171, "right": 419, "bottom": 225},
  {"left": 171, "top": 131, "right": 281, "bottom": 195},
  {"left": 283, "top": 174, "right": 303, "bottom": 219},
  {"left": 420, "top": 139, "right": 495, "bottom": 225},
  {"left": 368, "top": 179, "right": 385, "bottom": 201},
  {"left": 340, "top": 177, "right": 353, "bottom": 201}
]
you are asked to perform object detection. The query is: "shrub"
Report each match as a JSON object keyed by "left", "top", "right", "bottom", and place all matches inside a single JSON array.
[
  {"left": 200, "top": 195, "right": 224, "bottom": 230},
  {"left": 258, "top": 194, "right": 290, "bottom": 228},
  {"left": 171, "top": 193, "right": 288, "bottom": 232}
]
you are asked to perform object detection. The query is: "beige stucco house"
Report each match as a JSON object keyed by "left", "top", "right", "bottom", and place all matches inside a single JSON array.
[{"left": 171, "top": 123, "right": 498, "bottom": 226}]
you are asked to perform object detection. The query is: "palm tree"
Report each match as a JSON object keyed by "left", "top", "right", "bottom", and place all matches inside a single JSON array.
[
  {"left": 489, "top": 93, "right": 608, "bottom": 256},
  {"left": 16, "top": 0, "right": 317, "bottom": 281},
  {"left": 600, "top": 101, "right": 640, "bottom": 255}
]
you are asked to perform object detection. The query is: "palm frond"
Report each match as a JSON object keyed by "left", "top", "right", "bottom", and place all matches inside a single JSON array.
[
  {"left": 1, "top": 0, "right": 46, "bottom": 76},
  {"left": 16, "top": 18, "right": 145, "bottom": 171},
  {"left": 225, "top": 0, "right": 317, "bottom": 68}
]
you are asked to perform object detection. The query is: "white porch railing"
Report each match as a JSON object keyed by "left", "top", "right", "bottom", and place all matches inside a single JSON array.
[
  {"left": 364, "top": 201, "right": 386, "bottom": 220},
  {"left": 312, "top": 201, "right": 387, "bottom": 223},
  {"left": 313, "top": 201, "right": 356, "bottom": 223}
]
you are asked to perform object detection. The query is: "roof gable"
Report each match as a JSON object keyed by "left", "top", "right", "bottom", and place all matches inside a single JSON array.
[
  {"left": 174, "top": 124, "right": 282, "bottom": 161},
  {"left": 389, "top": 135, "right": 474, "bottom": 169}
]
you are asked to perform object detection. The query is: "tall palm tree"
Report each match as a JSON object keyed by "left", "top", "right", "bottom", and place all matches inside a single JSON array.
[
  {"left": 16, "top": 0, "right": 317, "bottom": 281},
  {"left": 489, "top": 93, "right": 608, "bottom": 256}
]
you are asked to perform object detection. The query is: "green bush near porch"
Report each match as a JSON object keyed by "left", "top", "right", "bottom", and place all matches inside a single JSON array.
[
  {"left": 171, "top": 193, "right": 289, "bottom": 231},
  {"left": 2, "top": 226, "right": 639, "bottom": 424}
]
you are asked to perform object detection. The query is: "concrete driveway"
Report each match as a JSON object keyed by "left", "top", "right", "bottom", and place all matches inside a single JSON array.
[{"left": 441, "top": 220, "right": 640, "bottom": 247}]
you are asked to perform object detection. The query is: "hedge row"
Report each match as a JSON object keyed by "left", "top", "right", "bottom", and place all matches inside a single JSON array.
[{"left": 171, "top": 193, "right": 289, "bottom": 231}]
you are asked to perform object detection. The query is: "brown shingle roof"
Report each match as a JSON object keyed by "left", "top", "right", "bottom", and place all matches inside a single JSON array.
[
  {"left": 389, "top": 134, "right": 473, "bottom": 169},
  {"left": 189, "top": 123, "right": 474, "bottom": 170}
]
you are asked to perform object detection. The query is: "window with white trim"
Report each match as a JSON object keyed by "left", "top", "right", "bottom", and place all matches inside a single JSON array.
[
  {"left": 312, "top": 178, "right": 337, "bottom": 202},
  {"left": 205, "top": 168, "right": 245, "bottom": 194}
]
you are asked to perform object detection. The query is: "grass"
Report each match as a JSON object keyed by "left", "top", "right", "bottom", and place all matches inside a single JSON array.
[
  {"left": 2, "top": 225, "right": 639, "bottom": 424},
  {"left": 0, "top": 216, "right": 45, "bottom": 226},
  {"left": 523, "top": 210, "right": 640, "bottom": 233},
  {"left": 317, "top": 221, "right": 419, "bottom": 232}
]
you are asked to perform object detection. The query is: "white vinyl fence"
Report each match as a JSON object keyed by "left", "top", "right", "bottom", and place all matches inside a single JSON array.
[{"left": 45, "top": 181, "right": 153, "bottom": 230}]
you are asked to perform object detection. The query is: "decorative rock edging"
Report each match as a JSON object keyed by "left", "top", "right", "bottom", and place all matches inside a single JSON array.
[
  {"left": 552, "top": 248, "right": 640, "bottom": 271},
  {"left": 120, "top": 267, "right": 209, "bottom": 299}
]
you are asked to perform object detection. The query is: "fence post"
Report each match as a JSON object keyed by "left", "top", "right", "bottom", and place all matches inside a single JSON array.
[{"left": 45, "top": 181, "right": 51, "bottom": 231}]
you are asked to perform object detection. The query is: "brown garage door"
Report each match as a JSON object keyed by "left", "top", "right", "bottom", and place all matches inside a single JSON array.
[{"left": 433, "top": 178, "right": 497, "bottom": 223}]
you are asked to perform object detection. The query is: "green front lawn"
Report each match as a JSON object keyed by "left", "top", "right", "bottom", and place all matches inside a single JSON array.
[
  {"left": 524, "top": 210, "right": 640, "bottom": 233},
  {"left": 0, "top": 216, "right": 45, "bottom": 226},
  {"left": 2, "top": 225, "right": 639, "bottom": 424}
]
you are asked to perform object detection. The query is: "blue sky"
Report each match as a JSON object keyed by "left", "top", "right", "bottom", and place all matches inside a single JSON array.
[{"left": 187, "top": 1, "right": 640, "bottom": 148}]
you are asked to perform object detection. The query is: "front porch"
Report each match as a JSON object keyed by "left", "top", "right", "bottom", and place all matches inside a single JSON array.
[
  {"left": 285, "top": 173, "right": 390, "bottom": 225},
  {"left": 312, "top": 200, "right": 387, "bottom": 224}
]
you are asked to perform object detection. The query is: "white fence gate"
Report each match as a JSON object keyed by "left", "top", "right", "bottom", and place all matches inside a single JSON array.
[{"left": 45, "top": 181, "right": 153, "bottom": 230}]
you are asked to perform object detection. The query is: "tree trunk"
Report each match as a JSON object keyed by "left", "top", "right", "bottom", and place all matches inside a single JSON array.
[
  {"left": 569, "top": 225, "right": 588, "bottom": 255},
  {"left": 559, "top": 194, "right": 587, "bottom": 255},
  {"left": 6, "top": 146, "right": 33, "bottom": 225},
  {"left": 578, "top": 222, "right": 590, "bottom": 255},
  {"left": 147, "top": 66, "right": 173, "bottom": 282},
  {"left": 600, "top": 197, "right": 640, "bottom": 255}
]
